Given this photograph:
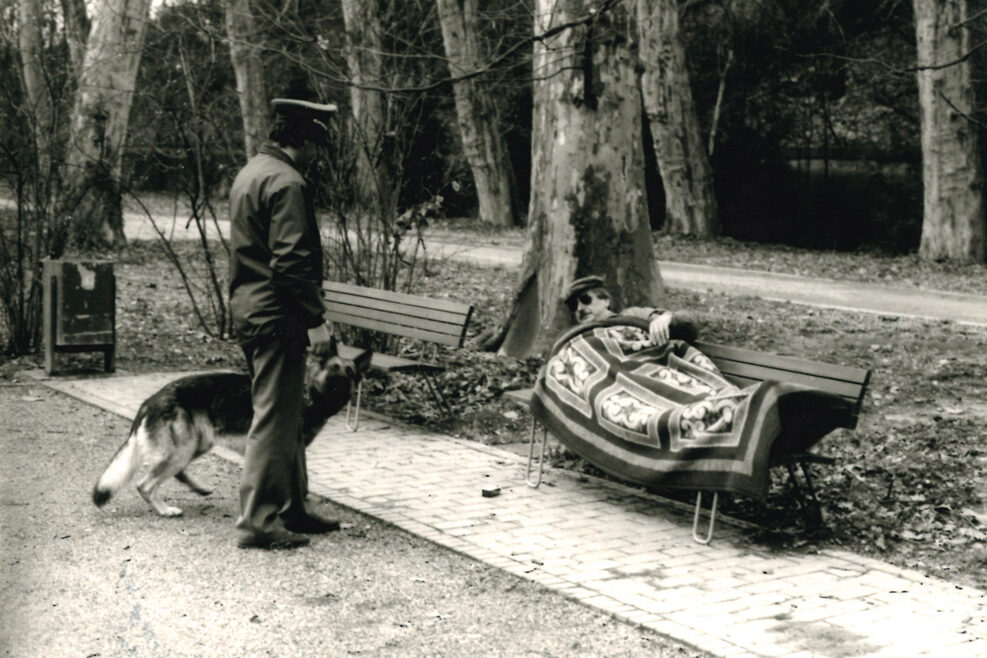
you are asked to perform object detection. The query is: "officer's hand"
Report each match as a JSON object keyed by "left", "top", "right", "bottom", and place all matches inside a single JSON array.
[
  {"left": 649, "top": 312, "right": 673, "bottom": 346},
  {"left": 307, "top": 323, "right": 336, "bottom": 356}
]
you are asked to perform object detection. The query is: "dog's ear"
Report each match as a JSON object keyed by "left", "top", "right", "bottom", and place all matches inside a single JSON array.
[
  {"left": 328, "top": 334, "right": 339, "bottom": 358},
  {"left": 352, "top": 348, "right": 372, "bottom": 374}
]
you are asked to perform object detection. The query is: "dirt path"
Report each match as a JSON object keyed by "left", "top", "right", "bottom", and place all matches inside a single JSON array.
[{"left": 0, "top": 381, "right": 707, "bottom": 658}]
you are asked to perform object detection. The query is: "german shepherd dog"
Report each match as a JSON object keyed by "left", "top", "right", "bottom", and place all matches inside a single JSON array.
[{"left": 92, "top": 344, "right": 370, "bottom": 517}]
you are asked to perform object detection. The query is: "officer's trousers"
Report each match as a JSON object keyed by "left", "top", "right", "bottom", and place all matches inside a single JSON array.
[{"left": 235, "top": 334, "right": 309, "bottom": 540}]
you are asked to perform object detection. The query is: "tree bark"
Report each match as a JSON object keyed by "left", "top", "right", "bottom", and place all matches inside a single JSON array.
[
  {"left": 913, "top": 0, "right": 985, "bottom": 263},
  {"left": 58, "top": 0, "right": 153, "bottom": 252},
  {"left": 637, "top": 0, "right": 719, "bottom": 237},
  {"left": 340, "top": 0, "right": 390, "bottom": 216},
  {"left": 497, "top": 0, "right": 662, "bottom": 358},
  {"left": 436, "top": 0, "right": 523, "bottom": 227},
  {"left": 60, "top": 0, "right": 91, "bottom": 78},
  {"left": 224, "top": 0, "right": 269, "bottom": 160},
  {"left": 17, "top": 0, "right": 55, "bottom": 180}
]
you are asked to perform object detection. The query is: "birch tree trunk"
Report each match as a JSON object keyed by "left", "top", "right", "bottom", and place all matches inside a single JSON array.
[
  {"left": 913, "top": 0, "right": 985, "bottom": 263},
  {"left": 58, "top": 0, "right": 153, "bottom": 251},
  {"left": 436, "top": 0, "right": 523, "bottom": 227},
  {"left": 340, "top": 0, "right": 389, "bottom": 216},
  {"left": 637, "top": 0, "right": 719, "bottom": 237},
  {"left": 497, "top": 0, "right": 661, "bottom": 358},
  {"left": 224, "top": 0, "right": 268, "bottom": 159}
]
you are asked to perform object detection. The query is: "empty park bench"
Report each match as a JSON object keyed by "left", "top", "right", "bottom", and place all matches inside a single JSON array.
[
  {"left": 505, "top": 340, "right": 871, "bottom": 544},
  {"left": 323, "top": 281, "right": 474, "bottom": 430}
]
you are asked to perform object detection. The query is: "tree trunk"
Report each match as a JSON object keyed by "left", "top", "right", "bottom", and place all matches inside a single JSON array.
[
  {"left": 497, "top": 0, "right": 662, "bottom": 358},
  {"left": 436, "top": 0, "right": 523, "bottom": 228},
  {"left": 224, "top": 0, "right": 268, "bottom": 159},
  {"left": 60, "top": 0, "right": 91, "bottom": 77},
  {"left": 17, "top": 0, "right": 54, "bottom": 181},
  {"left": 913, "top": 0, "right": 985, "bottom": 262},
  {"left": 340, "top": 0, "right": 389, "bottom": 216},
  {"left": 58, "top": 0, "right": 153, "bottom": 252},
  {"left": 637, "top": 0, "right": 719, "bottom": 237}
]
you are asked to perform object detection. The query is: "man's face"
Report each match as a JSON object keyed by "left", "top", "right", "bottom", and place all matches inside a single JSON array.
[
  {"left": 573, "top": 288, "right": 611, "bottom": 323},
  {"left": 295, "top": 140, "right": 319, "bottom": 170}
]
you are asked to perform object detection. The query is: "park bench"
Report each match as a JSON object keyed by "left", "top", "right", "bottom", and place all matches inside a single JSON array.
[
  {"left": 323, "top": 281, "right": 474, "bottom": 430},
  {"left": 504, "top": 340, "right": 871, "bottom": 544}
]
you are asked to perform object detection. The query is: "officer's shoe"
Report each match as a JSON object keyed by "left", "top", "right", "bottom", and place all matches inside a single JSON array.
[
  {"left": 237, "top": 527, "right": 311, "bottom": 550},
  {"left": 282, "top": 512, "right": 341, "bottom": 534}
]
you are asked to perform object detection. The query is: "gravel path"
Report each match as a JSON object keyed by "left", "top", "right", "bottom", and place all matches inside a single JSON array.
[{"left": 0, "top": 381, "right": 707, "bottom": 658}]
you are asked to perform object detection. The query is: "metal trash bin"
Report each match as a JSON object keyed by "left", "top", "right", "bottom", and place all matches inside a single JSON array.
[{"left": 42, "top": 259, "right": 116, "bottom": 374}]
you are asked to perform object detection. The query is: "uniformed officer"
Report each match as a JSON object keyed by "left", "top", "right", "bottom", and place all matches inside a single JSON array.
[{"left": 228, "top": 93, "right": 339, "bottom": 549}]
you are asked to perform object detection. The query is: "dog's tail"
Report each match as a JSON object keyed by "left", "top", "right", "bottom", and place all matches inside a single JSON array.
[{"left": 92, "top": 418, "right": 144, "bottom": 507}]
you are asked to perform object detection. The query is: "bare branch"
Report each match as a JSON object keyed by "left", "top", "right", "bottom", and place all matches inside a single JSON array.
[
  {"left": 786, "top": 38, "right": 987, "bottom": 75},
  {"left": 937, "top": 89, "right": 987, "bottom": 133},
  {"left": 949, "top": 6, "right": 987, "bottom": 33},
  {"left": 219, "top": 0, "right": 618, "bottom": 95}
]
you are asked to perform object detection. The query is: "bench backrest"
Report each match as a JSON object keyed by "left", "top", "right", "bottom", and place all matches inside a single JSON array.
[
  {"left": 694, "top": 341, "right": 870, "bottom": 424},
  {"left": 323, "top": 281, "right": 474, "bottom": 347}
]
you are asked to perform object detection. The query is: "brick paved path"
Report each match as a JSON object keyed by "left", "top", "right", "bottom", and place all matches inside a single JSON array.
[{"left": 37, "top": 371, "right": 987, "bottom": 658}]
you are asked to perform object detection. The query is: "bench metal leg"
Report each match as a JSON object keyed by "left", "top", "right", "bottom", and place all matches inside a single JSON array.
[
  {"left": 525, "top": 418, "right": 548, "bottom": 488},
  {"left": 423, "top": 372, "right": 451, "bottom": 417},
  {"left": 692, "top": 491, "right": 718, "bottom": 545},
  {"left": 785, "top": 461, "right": 825, "bottom": 530},
  {"left": 346, "top": 379, "right": 363, "bottom": 431}
]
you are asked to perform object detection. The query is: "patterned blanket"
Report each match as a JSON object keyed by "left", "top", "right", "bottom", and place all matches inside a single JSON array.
[{"left": 530, "top": 318, "right": 854, "bottom": 501}]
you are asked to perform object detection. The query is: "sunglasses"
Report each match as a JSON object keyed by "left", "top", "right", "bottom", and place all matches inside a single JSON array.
[{"left": 573, "top": 290, "right": 609, "bottom": 307}]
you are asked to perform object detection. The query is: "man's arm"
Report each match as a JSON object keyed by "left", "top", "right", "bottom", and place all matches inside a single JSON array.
[
  {"left": 267, "top": 181, "right": 324, "bottom": 330},
  {"left": 621, "top": 306, "right": 701, "bottom": 344}
]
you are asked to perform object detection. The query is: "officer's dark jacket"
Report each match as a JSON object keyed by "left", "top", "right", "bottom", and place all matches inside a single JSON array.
[{"left": 228, "top": 144, "right": 324, "bottom": 343}]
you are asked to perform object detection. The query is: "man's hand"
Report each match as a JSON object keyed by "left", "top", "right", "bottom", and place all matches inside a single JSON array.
[
  {"left": 307, "top": 322, "right": 336, "bottom": 356},
  {"left": 648, "top": 312, "right": 674, "bottom": 345}
]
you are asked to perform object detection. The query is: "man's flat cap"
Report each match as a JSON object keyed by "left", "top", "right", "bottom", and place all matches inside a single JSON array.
[
  {"left": 271, "top": 97, "right": 337, "bottom": 133},
  {"left": 563, "top": 275, "right": 607, "bottom": 305}
]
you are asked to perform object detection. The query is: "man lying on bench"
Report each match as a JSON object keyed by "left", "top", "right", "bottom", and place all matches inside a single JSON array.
[{"left": 527, "top": 274, "right": 856, "bottom": 542}]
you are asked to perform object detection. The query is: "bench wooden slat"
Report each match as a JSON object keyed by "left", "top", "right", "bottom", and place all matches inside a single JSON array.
[
  {"left": 325, "top": 308, "right": 468, "bottom": 338},
  {"left": 720, "top": 373, "right": 765, "bottom": 389},
  {"left": 695, "top": 341, "right": 870, "bottom": 386},
  {"left": 325, "top": 287, "right": 471, "bottom": 326},
  {"left": 710, "top": 360, "right": 864, "bottom": 400},
  {"left": 323, "top": 281, "right": 473, "bottom": 347},
  {"left": 324, "top": 281, "right": 472, "bottom": 316},
  {"left": 325, "top": 309, "right": 467, "bottom": 346}
]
